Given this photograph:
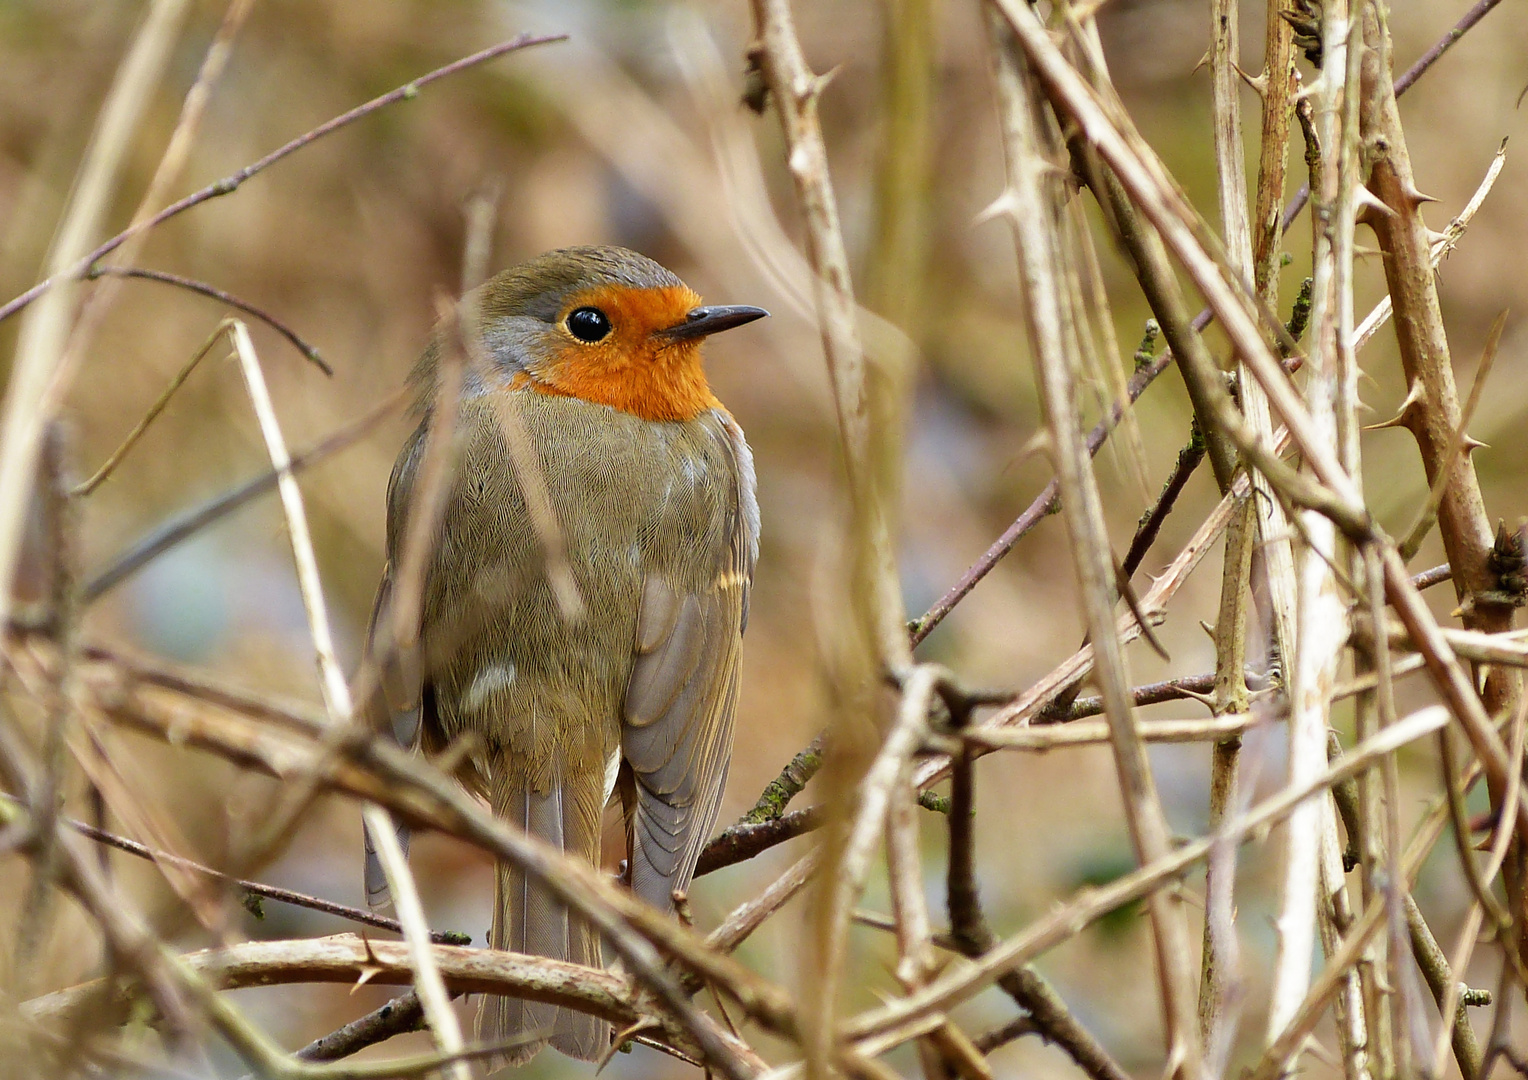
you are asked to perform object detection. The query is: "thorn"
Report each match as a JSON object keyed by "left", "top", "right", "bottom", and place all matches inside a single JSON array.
[
  {"left": 1237, "top": 64, "right": 1268, "bottom": 96},
  {"left": 1424, "top": 228, "right": 1451, "bottom": 248},
  {"left": 597, "top": 1019, "right": 661, "bottom": 1072},
  {"left": 1354, "top": 185, "right": 1396, "bottom": 218},
  {"left": 353, "top": 934, "right": 385, "bottom": 992},
  {"left": 1199, "top": 619, "right": 1216, "bottom": 640},
  {"left": 1462, "top": 436, "right": 1490, "bottom": 452},
  {"left": 1403, "top": 182, "right": 1441, "bottom": 206},
  {"left": 1295, "top": 75, "right": 1327, "bottom": 104},
  {"left": 1191, "top": 49, "right": 1211, "bottom": 76},
  {"left": 974, "top": 189, "right": 1020, "bottom": 227},
  {"left": 1176, "top": 687, "right": 1221, "bottom": 711},
  {"left": 804, "top": 65, "right": 840, "bottom": 103},
  {"left": 1363, "top": 380, "right": 1423, "bottom": 431}
]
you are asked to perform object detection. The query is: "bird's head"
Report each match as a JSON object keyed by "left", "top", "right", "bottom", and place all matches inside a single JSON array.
[{"left": 420, "top": 246, "right": 767, "bottom": 423}]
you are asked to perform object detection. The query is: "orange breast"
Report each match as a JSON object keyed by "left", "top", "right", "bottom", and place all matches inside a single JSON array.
[{"left": 526, "top": 284, "right": 723, "bottom": 423}]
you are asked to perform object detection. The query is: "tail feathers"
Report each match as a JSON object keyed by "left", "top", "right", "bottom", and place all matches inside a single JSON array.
[
  {"left": 362, "top": 817, "right": 411, "bottom": 913},
  {"left": 479, "top": 784, "right": 609, "bottom": 1070}
]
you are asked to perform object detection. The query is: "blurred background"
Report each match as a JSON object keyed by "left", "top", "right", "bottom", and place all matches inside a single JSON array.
[{"left": 2, "top": 0, "right": 1527, "bottom": 1076}]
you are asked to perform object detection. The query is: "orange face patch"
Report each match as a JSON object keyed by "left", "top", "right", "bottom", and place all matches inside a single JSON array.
[{"left": 526, "top": 284, "right": 722, "bottom": 423}]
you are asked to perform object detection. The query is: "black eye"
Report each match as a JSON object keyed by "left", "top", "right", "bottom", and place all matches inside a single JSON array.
[{"left": 566, "top": 307, "right": 612, "bottom": 343}]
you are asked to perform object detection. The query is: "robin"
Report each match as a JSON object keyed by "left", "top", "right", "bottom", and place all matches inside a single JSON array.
[{"left": 360, "top": 246, "right": 765, "bottom": 1066}]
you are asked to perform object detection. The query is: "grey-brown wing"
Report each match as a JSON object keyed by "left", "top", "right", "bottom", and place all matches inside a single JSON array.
[
  {"left": 621, "top": 424, "right": 756, "bottom": 911},
  {"left": 622, "top": 574, "right": 746, "bottom": 910},
  {"left": 361, "top": 431, "right": 428, "bottom": 910}
]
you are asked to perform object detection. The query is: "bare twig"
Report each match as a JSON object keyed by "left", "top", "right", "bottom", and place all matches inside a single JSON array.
[
  {"left": 81, "top": 385, "right": 409, "bottom": 601},
  {"left": 0, "top": 796, "right": 467, "bottom": 943},
  {"left": 230, "top": 320, "right": 468, "bottom": 1076},
  {"left": 843, "top": 706, "right": 1451, "bottom": 1049},
  {"left": 0, "top": 33, "right": 567, "bottom": 328},
  {"left": 84, "top": 266, "right": 329, "bottom": 373},
  {"left": 0, "top": 0, "right": 192, "bottom": 639},
  {"left": 983, "top": 15, "right": 1202, "bottom": 1076},
  {"left": 23, "top": 933, "right": 750, "bottom": 1070},
  {"left": 73, "top": 319, "right": 241, "bottom": 498}
]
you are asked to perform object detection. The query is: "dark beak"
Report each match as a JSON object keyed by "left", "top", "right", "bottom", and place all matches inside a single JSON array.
[{"left": 659, "top": 305, "right": 770, "bottom": 341}]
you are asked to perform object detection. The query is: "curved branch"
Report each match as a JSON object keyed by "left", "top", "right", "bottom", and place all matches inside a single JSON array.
[
  {"left": 22, "top": 933, "right": 745, "bottom": 1068},
  {"left": 85, "top": 266, "right": 330, "bottom": 374},
  {"left": 0, "top": 34, "right": 567, "bottom": 327}
]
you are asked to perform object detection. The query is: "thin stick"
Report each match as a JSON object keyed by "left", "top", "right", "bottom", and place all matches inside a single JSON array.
[
  {"left": 1269, "top": 0, "right": 1358, "bottom": 1054},
  {"left": 706, "top": 850, "right": 820, "bottom": 956},
  {"left": 841, "top": 706, "right": 1451, "bottom": 1049},
  {"left": 983, "top": 16, "right": 1202, "bottom": 1076},
  {"left": 297, "top": 993, "right": 427, "bottom": 1062},
  {"left": 0, "top": 0, "right": 192, "bottom": 646},
  {"left": 81, "top": 385, "right": 409, "bottom": 601},
  {"left": 747, "top": 0, "right": 909, "bottom": 674},
  {"left": 0, "top": 33, "right": 568, "bottom": 328},
  {"left": 229, "top": 320, "right": 467, "bottom": 1078},
  {"left": 1430, "top": 698, "right": 1528, "bottom": 1077},
  {"left": 816, "top": 665, "right": 938, "bottom": 1071},
  {"left": 361, "top": 806, "right": 470, "bottom": 1080},
  {"left": 73, "top": 319, "right": 236, "bottom": 497},
  {"left": 962, "top": 714, "right": 1258, "bottom": 750},
  {"left": 696, "top": 804, "right": 823, "bottom": 876},
  {"left": 85, "top": 266, "right": 329, "bottom": 373},
  {"left": 1, "top": 797, "right": 466, "bottom": 944}
]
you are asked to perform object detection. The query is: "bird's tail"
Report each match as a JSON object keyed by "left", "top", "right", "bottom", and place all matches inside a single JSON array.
[
  {"left": 362, "top": 817, "right": 410, "bottom": 913},
  {"left": 479, "top": 782, "right": 608, "bottom": 1069}
]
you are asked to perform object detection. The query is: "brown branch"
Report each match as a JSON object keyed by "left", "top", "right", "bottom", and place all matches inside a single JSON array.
[
  {"left": 0, "top": 34, "right": 567, "bottom": 327},
  {"left": 982, "top": 13, "right": 1203, "bottom": 1075},
  {"left": 81, "top": 386, "right": 408, "bottom": 602},
  {"left": 909, "top": 0, "right": 1505, "bottom": 647},
  {"left": 1121, "top": 423, "right": 1205, "bottom": 581},
  {"left": 696, "top": 805, "right": 824, "bottom": 876},
  {"left": 946, "top": 720, "right": 1131, "bottom": 1080},
  {"left": 1406, "top": 892, "right": 1485, "bottom": 1080},
  {"left": 0, "top": 796, "right": 469, "bottom": 944},
  {"left": 843, "top": 705, "right": 1451, "bottom": 1048},
  {"left": 1357, "top": 13, "right": 1525, "bottom": 967},
  {"left": 297, "top": 992, "right": 428, "bottom": 1063},
  {"left": 84, "top": 266, "right": 330, "bottom": 374},
  {"left": 24, "top": 934, "right": 762, "bottom": 1072},
  {"left": 741, "top": 732, "right": 824, "bottom": 824}
]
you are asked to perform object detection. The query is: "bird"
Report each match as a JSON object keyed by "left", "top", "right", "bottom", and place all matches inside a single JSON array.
[{"left": 359, "top": 245, "right": 765, "bottom": 1067}]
